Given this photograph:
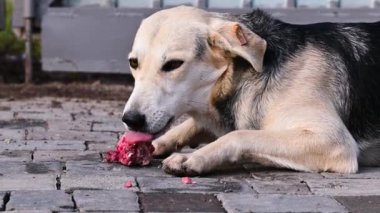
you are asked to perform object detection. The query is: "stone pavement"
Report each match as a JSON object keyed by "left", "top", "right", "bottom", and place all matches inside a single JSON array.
[{"left": 0, "top": 97, "right": 379, "bottom": 212}]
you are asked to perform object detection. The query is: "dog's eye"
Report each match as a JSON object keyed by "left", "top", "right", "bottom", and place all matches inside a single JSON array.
[
  {"left": 162, "top": 60, "right": 184, "bottom": 72},
  {"left": 129, "top": 58, "right": 138, "bottom": 69}
]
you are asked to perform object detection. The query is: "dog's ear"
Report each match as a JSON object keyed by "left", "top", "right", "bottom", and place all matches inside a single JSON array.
[{"left": 208, "top": 22, "right": 266, "bottom": 72}]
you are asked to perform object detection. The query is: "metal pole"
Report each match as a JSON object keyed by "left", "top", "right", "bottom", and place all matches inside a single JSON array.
[{"left": 23, "top": 0, "right": 34, "bottom": 84}]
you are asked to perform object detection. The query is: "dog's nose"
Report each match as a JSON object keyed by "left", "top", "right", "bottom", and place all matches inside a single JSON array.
[{"left": 122, "top": 111, "right": 146, "bottom": 131}]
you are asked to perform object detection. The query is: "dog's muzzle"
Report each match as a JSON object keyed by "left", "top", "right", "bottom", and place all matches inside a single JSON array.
[{"left": 122, "top": 110, "right": 173, "bottom": 135}]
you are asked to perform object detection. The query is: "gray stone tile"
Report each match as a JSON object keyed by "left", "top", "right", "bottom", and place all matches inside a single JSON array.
[
  {"left": 140, "top": 192, "right": 225, "bottom": 212},
  {"left": 0, "top": 150, "right": 32, "bottom": 162},
  {"left": 322, "top": 167, "right": 380, "bottom": 179},
  {"left": 3, "top": 211, "right": 51, "bottom": 213},
  {"left": 33, "top": 150, "right": 100, "bottom": 162},
  {"left": 6, "top": 190, "right": 73, "bottom": 211},
  {"left": 334, "top": 196, "right": 380, "bottom": 213},
  {"left": 14, "top": 111, "right": 72, "bottom": 121},
  {"left": 250, "top": 170, "right": 324, "bottom": 181},
  {"left": 0, "top": 129, "right": 25, "bottom": 140},
  {"left": 137, "top": 177, "right": 246, "bottom": 194},
  {"left": 217, "top": 193, "right": 348, "bottom": 213},
  {"left": 0, "top": 111, "right": 14, "bottom": 120},
  {"left": 0, "top": 174, "right": 56, "bottom": 191},
  {"left": 92, "top": 121, "right": 125, "bottom": 132},
  {"left": 0, "top": 161, "right": 62, "bottom": 175},
  {"left": 1, "top": 140, "right": 85, "bottom": 152},
  {"left": 307, "top": 179, "right": 380, "bottom": 196},
  {"left": 26, "top": 129, "right": 118, "bottom": 142},
  {"left": 73, "top": 190, "right": 139, "bottom": 212},
  {"left": 246, "top": 178, "right": 312, "bottom": 195},
  {"left": 86, "top": 141, "right": 115, "bottom": 151},
  {"left": 61, "top": 174, "right": 138, "bottom": 192},
  {"left": 65, "top": 160, "right": 171, "bottom": 177},
  {"left": 47, "top": 119, "right": 92, "bottom": 131},
  {"left": 0, "top": 139, "right": 30, "bottom": 151},
  {"left": 27, "top": 140, "right": 85, "bottom": 151}
]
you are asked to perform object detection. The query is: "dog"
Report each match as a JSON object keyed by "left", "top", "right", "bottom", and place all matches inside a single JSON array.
[{"left": 121, "top": 6, "right": 380, "bottom": 176}]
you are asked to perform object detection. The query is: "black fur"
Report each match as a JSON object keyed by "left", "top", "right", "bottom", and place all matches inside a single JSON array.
[{"left": 228, "top": 10, "right": 380, "bottom": 143}]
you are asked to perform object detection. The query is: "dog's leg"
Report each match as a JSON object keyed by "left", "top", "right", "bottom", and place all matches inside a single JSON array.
[
  {"left": 162, "top": 129, "right": 359, "bottom": 176},
  {"left": 153, "top": 117, "right": 203, "bottom": 156}
]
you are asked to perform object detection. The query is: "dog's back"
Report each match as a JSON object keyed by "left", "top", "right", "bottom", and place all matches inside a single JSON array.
[{"left": 237, "top": 11, "right": 380, "bottom": 165}]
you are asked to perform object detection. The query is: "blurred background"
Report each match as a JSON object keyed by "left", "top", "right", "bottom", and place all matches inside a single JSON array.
[{"left": 0, "top": 0, "right": 379, "bottom": 99}]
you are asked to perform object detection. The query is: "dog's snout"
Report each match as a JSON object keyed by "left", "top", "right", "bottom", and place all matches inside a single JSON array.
[{"left": 122, "top": 111, "right": 146, "bottom": 131}]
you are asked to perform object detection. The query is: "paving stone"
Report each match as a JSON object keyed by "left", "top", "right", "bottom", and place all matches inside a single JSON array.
[
  {"left": 47, "top": 119, "right": 92, "bottom": 131},
  {"left": 246, "top": 178, "right": 311, "bottom": 195},
  {"left": 0, "top": 119, "right": 47, "bottom": 130},
  {"left": 0, "top": 140, "right": 85, "bottom": 152},
  {"left": 0, "top": 150, "right": 32, "bottom": 162},
  {"left": 334, "top": 196, "right": 380, "bottom": 213},
  {"left": 0, "top": 111, "right": 14, "bottom": 120},
  {"left": 27, "top": 140, "right": 85, "bottom": 151},
  {"left": 26, "top": 129, "right": 117, "bottom": 142},
  {"left": 73, "top": 190, "right": 139, "bottom": 212},
  {"left": 86, "top": 141, "right": 115, "bottom": 151},
  {"left": 6, "top": 190, "right": 73, "bottom": 211},
  {"left": 14, "top": 111, "right": 72, "bottom": 121},
  {"left": 322, "top": 167, "right": 380, "bottom": 179},
  {"left": 61, "top": 175, "right": 138, "bottom": 192},
  {"left": 137, "top": 177, "right": 247, "bottom": 194},
  {"left": 307, "top": 179, "right": 380, "bottom": 196},
  {"left": 250, "top": 169, "right": 324, "bottom": 181},
  {"left": 0, "top": 161, "right": 62, "bottom": 175},
  {"left": 92, "top": 121, "right": 125, "bottom": 132},
  {"left": 65, "top": 160, "right": 171, "bottom": 177},
  {"left": 0, "top": 174, "right": 56, "bottom": 191},
  {"left": 0, "top": 129, "right": 25, "bottom": 140},
  {"left": 0, "top": 139, "right": 30, "bottom": 151},
  {"left": 33, "top": 150, "right": 100, "bottom": 162},
  {"left": 3, "top": 210, "right": 51, "bottom": 213},
  {"left": 140, "top": 192, "right": 224, "bottom": 212},
  {"left": 217, "top": 193, "right": 348, "bottom": 213},
  {"left": 74, "top": 113, "right": 121, "bottom": 123}
]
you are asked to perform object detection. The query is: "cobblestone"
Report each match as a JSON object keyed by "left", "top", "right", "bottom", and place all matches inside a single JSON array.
[
  {"left": 0, "top": 161, "right": 62, "bottom": 175},
  {"left": 6, "top": 191, "right": 73, "bottom": 211},
  {"left": 33, "top": 150, "right": 100, "bottom": 162},
  {"left": 61, "top": 174, "right": 138, "bottom": 192},
  {"left": 0, "top": 150, "right": 32, "bottom": 162},
  {"left": 73, "top": 190, "right": 139, "bottom": 212},
  {"left": 137, "top": 177, "right": 248, "bottom": 194},
  {"left": 217, "top": 193, "right": 348, "bottom": 213},
  {"left": 306, "top": 179, "right": 380, "bottom": 196},
  {"left": 1, "top": 97, "right": 380, "bottom": 212},
  {"left": 0, "top": 174, "right": 56, "bottom": 191}
]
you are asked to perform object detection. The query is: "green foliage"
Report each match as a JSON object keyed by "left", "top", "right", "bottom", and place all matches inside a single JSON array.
[{"left": 0, "top": 0, "right": 41, "bottom": 59}]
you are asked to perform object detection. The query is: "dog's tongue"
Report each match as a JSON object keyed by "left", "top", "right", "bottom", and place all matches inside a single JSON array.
[{"left": 123, "top": 131, "right": 153, "bottom": 143}]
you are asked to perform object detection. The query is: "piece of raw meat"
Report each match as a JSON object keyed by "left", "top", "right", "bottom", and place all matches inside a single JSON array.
[{"left": 105, "top": 132, "right": 154, "bottom": 166}]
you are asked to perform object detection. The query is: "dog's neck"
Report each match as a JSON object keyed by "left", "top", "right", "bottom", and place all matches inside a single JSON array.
[{"left": 190, "top": 57, "right": 276, "bottom": 136}]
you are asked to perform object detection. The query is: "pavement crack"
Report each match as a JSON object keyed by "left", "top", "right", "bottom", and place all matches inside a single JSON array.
[
  {"left": 71, "top": 193, "right": 78, "bottom": 211},
  {"left": 56, "top": 175, "right": 62, "bottom": 190},
  {"left": 70, "top": 113, "right": 76, "bottom": 121},
  {"left": 84, "top": 141, "right": 89, "bottom": 151},
  {"left": 1, "top": 192, "right": 10, "bottom": 211}
]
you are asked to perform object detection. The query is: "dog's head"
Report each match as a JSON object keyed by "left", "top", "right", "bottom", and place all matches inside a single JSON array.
[{"left": 123, "top": 6, "right": 266, "bottom": 135}]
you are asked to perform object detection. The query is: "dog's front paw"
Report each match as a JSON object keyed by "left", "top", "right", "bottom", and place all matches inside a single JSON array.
[
  {"left": 162, "top": 153, "right": 205, "bottom": 176},
  {"left": 152, "top": 139, "right": 177, "bottom": 158}
]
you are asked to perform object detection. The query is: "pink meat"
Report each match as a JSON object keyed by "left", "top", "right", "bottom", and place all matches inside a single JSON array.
[{"left": 105, "top": 132, "right": 154, "bottom": 166}]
